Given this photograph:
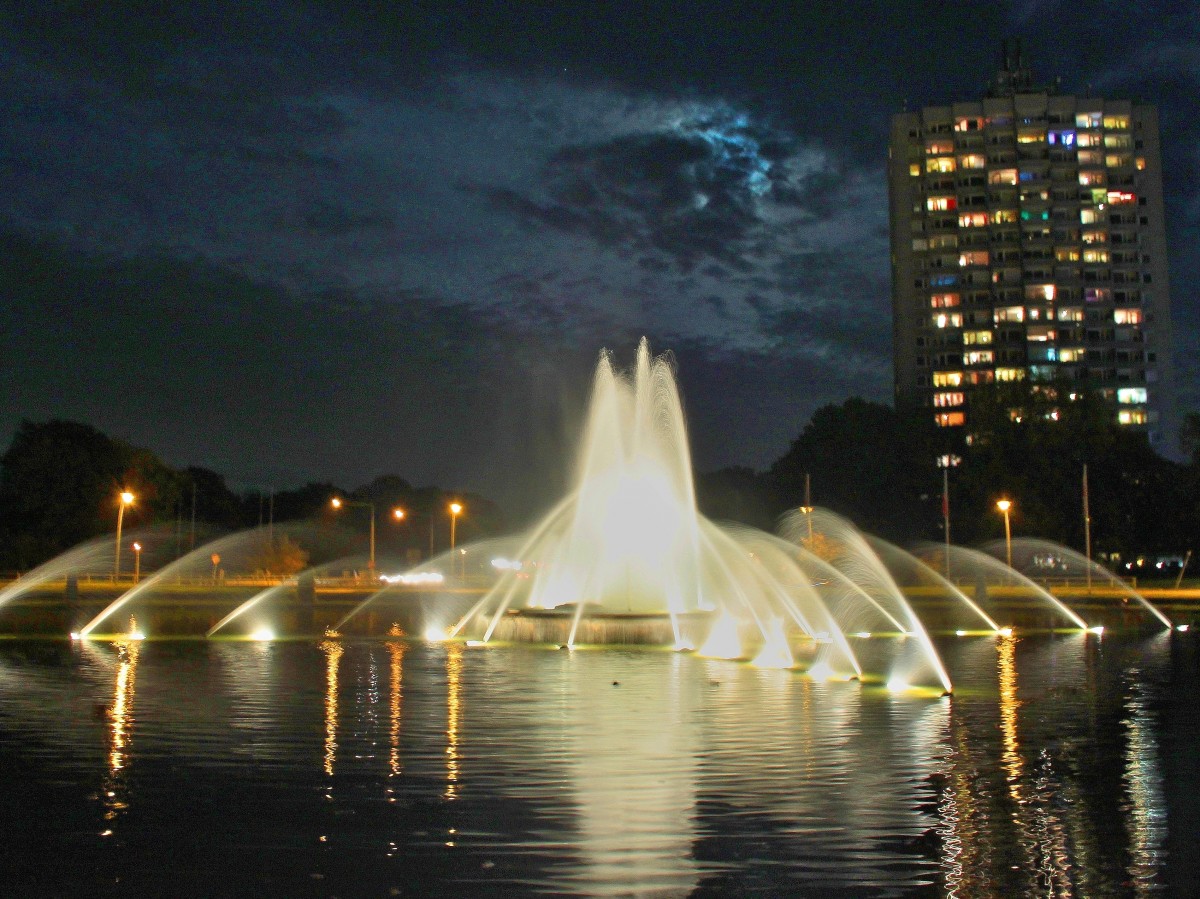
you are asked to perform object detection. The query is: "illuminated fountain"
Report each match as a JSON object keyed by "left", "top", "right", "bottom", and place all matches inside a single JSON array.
[{"left": 442, "top": 340, "right": 950, "bottom": 691}]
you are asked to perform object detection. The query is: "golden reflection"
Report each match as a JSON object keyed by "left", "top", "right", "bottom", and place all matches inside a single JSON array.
[
  {"left": 445, "top": 642, "right": 463, "bottom": 799},
  {"left": 108, "top": 640, "right": 140, "bottom": 773},
  {"left": 996, "top": 634, "right": 1022, "bottom": 787},
  {"left": 321, "top": 639, "right": 343, "bottom": 776},
  {"left": 386, "top": 642, "right": 406, "bottom": 777}
]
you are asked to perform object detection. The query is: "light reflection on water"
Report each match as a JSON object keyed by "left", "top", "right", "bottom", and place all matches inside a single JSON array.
[{"left": 0, "top": 633, "right": 1192, "bottom": 896}]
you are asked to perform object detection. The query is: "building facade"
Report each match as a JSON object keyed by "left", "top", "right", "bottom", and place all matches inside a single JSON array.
[{"left": 889, "top": 46, "right": 1176, "bottom": 449}]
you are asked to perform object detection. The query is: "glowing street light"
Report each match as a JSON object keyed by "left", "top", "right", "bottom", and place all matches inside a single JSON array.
[
  {"left": 114, "top": 491, "right": 134, "bottom": 578},
  {"left": 449, "top": 502, "right": 464, "bottom": 579},
  {"left": 392, "top": 507, "right": 406, "bottom": 522},
  {"left": 996, "top": 499, "right": 1013, "bottom": 569},
  {"left": 132, "top": 542, "right": 142, "bottom": 583},
  {"left": 331, "top": 496, "right": 377, "bottom": 578},
  {"left": 449, "top": 502, "right": 463, "bottom": 550}
]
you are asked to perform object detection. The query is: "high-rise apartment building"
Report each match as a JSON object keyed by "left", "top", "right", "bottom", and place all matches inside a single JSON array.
[{"left": 889, "top": 42, "right": 1176, "bottom": 450}]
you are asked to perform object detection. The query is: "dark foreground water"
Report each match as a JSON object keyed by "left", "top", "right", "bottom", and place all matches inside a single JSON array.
[{"left": 1, "top": 632, "right": 1198, "bottom": 897}]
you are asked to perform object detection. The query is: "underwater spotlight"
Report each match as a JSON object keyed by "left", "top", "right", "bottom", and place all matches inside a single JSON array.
[
  {"left": 128, "top": 631, "right": 146, "bottom": 641},
  {"left": 998, "top": 627, "right": 1014, "bottom": 637},
  {"left": 70, "top": 632, "right": 82, "bottom": 641},
  {"left": 424, "top": 626, "right": 447, "bottom": 642},
  {"left": 853, "top": 632, "right": 871, "bottom": 639},
  {"left": 1177, "top": 625, "right": 1190, "bottom": 633},
  {"left": 1088, "top": 626, "right": 1105, "bottom": 635},
  {"left": 251, "top": 627, "right": 274, "bottom": 641},
  {"left": 955, "top": 630, "right": 967, "bottom": 637},
  {"left": 466, "top": 640, "right": 486, "bottom": 647},
  {"left": 886, "top": 678, "right": 909, "bottom": 693}
]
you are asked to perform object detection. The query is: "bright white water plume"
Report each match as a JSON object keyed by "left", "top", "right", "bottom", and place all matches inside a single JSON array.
[{"left": 448, "top": 340, "right": 949, "bottom": 690}]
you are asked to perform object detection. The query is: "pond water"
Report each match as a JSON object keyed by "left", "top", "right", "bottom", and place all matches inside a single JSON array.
[{"left": 1, "top": 632, "right": 1197, "bottom": 897}]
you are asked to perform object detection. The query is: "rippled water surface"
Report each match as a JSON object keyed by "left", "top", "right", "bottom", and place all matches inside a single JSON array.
[{"left": 1, "top": 633, "right": 1198, "bottom": 896}]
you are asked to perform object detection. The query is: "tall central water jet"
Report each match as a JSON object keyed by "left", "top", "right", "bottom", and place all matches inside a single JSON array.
[{"left": 451, "top": 341, "right": 884, "bottom": 684}]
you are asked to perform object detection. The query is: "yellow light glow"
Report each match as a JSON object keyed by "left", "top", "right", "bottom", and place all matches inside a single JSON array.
[
  {"left": 449, "top": 502, "right": 463, "bottom": 515},
  {"left": 393, "top": 508, "right": 406, "bottom": 520},
  {"left": 466, "top": 640, "right": 486, "bottom": 647},
  {"left": 1088, "top": 625, "right": 1105, "bottom": 635},
  {"left": 886, "top": 678, "right": 910, "bottom": 693},
  {"left": 996, "top": 499, "right": 1012, "bottom": 512},
  {"left": 120, "top": 491, "right": 134, "bottom": 505},
  {"left": 251, "top": 627, "right": 274, "bottom": 641},
  {"left": 424, "top": 625, "right": 447, "bottom": 642},
  {"left": 955, "top": 630, "right": 967, "bottom": 637},
  {"left": 998, "top": 627, "right": 1014, "bottom": 637},
  {"left": 672, "top": 638, "right": 695, "bottom": 652},
  {"left": 331, "top": 497, "right": 342, "bottom": 509}
]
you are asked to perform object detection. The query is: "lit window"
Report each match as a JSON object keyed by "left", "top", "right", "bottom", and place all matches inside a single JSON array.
[
  {"left": 1077, "top": 150, "right": 1103, "bottom": 166},
  {"left": 993, "top": 209, "right": 1018, "bottom": 224},
  {"left": 1118, "top": 409, "right": 1148, "bottom": 425},
  {"left": 1024, "top": 284, "right": 1056, "bottom": 301},
  {"left": 1089, "top": 188, "right": 1108, "bottom": 205},
  {"left": 1058, "top": 348, "right": 1084, "bottom": 362},
  {"left": 1106, "top": 154, "right": 1132, "bottom": 168},
  {"left": 1083, "top": 248, "right": 1110, "bottom": 263},
  {"left": 1027, "top": 325, "right": 1056, "bottom": 342},
  {"left": 958, "top": 212, "right": 989, "bottom": 227},
  {"left": 1104, "top": 133, "right": 1133, "bottom": 149},
  {"left": 927, "top": 195, "right": 957, "bottom": 211},
  {"left": 1102, "top": 114, "right": 1130, "bottom": 130},
  {"left": 1080, "top": 209, "right": 1100, "bottom": 224},
  {"left": 964, "top": 350, "right": 994, "bottom": 365},
  {"left": 926, "top": 157, "right": 956, "bottom": 173},
  {"left": 1057, "top": 307, "right": 1084, "bottom": 322},
  {"left": 1107, "top": 191, "right": 1137, "bottom": 205},
  {"left": 1017, "top": 128, "right": 1046, "bottom": 144},
  {"left": 1076, "top": 111, "right": 1102, "bottom": 129},
  {"left": 1079, "top": 170, "right": 1106, "bottom": 186},
  {"left": 1048, "top": 130, "right": 1076, "bottom": 146},
  {"left": 954, "top": 117, "right": 985, "bottom": 132},
  {"left": 959, "top": 251, "right": 989, "bottom": 267},
  {"left": 1136, "top": 157, "right": 1146, "bottom": 171},
  {"left": 963, "top": 330, "right": 993, "bottom": 345},
  {"left": 909, "top": 163, "right": 921, "bottom": 177},
  {"left": 1117, "top": 387, "right": 1147, "bottom": 404},
  {"left": 933, "top": 312, "right": 963, "bottom": 328},
  {"left": 994, "top": 306, "right": 1025, "bottom": 323},
  {"left": 995, "top": 368, "right": 1026, "bottom": 382},
  {"left": 1081, "top": 230, "right": 1107, "bottom": 244},
  {"left": 988, "top": 168, "right": 1018, "bottom": 185},
  {"left": 1077, "top": 132, "right": 1101, "bottom": 147},
  {"left": 931, "top": 273, "right": 959, "bottom": 287},
  {"left": 935, "top": 411, "right": 966, "bottom": 427},
  {"left": 932, "top": 371, "right": 963, "bottom": 387},
  {"left": 958, "top": 154, "right": 987, "bottom": 169},
  {"left": 1084, "top": 288, "right": 1110, "bottom": 303},
  {"left": 929, "top": 234, "right": 958, "bottom": 249},
  {"left": 934, "top": 391, "right": 965, "bottom": 407},
  {"left": 1055, "top": 247, "right": 1081, "bottom": 262},
  {"left": 1114, "top": 309, "right": 1143, "bottom": 325},
  {"left": 930, "top": 293, "right": 961, "bottom": 308},
  {"left": 966, "top": 370, "right": 994, "bottom": 385},
  {"left": 927, "top": 141, "right": 955, "bottom": 155}
]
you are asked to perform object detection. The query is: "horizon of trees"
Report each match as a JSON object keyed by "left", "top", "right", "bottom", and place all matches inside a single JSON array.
[{"left": 3, "top": 392, "right": 1198, "bottom": 576}]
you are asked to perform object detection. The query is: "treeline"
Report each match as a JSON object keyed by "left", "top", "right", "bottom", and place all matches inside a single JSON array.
[
  {"left": 0, "top": 419, "right": 505, "bottom": 570},
  {"left": 696, "top": 386, "right": 1200, "bottom": 572}
]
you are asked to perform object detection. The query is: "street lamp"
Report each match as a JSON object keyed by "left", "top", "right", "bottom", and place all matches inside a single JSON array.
[
  {"left": 449, "top": 502, "right": 464, "bottom": 578},
  {"left": 331, "top": 497, "right": 377, "bottom": 578},
  {"left": 132, "top": 542, "right": 142, "bottom": 583},
  {"left": 996, "top": 499, "right": 1013, "bottom": 569},
  {"left": 115, "top": 491, "right": 134, "bottom": 578}
]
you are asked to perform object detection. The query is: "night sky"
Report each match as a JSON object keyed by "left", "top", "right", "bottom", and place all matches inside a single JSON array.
[{"left": 2, "top": 2, "right": 1197, "bottom": 521}]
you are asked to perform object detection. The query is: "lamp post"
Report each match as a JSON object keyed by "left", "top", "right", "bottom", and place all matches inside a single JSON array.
[
  {"left": 114, "top": 491, "right": 134, "bottom": 579},
  {"left": 449, "top": 502, "right": 463, "bottom": 578},
  {"left": 937, "top": 455, "right": 962, "bottom": 580},
  {"left": 996, "top": 499, "right": 1013, "bottom": 569},
  {"left": 331, "top": 497, "right": 377, "bottom": 578},
  {"left": 132, "top": 542, "right": 142, "bottom": 583}
]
